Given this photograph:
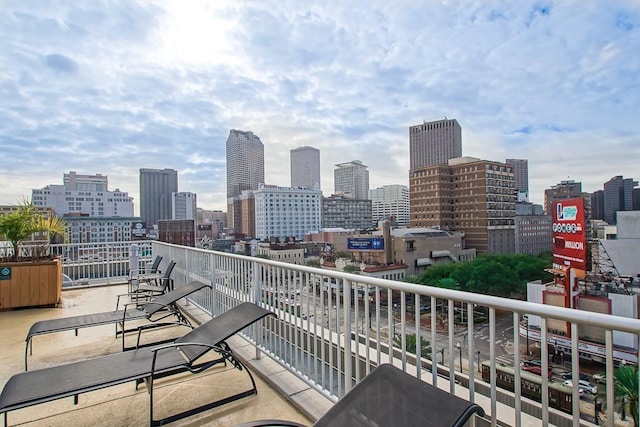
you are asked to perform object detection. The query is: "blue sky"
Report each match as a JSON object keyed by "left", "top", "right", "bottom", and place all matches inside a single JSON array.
[{"left": 1, "top": 1, "right": 639, "bottom": 213}]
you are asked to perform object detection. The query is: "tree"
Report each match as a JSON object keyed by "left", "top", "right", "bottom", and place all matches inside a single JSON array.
[
  {"left": 305, "top": 259, "right": 321, "bottom": 267},
  {"left": 0, "top": 201, "right": 66, "bottom": 262},
  {"left": 343, "top": 264, "right": 360, "bottom": 274},
  {"left": 614, "top": 364, "right": 638, "bottom": 426},
  {"left": 393, "top": 333, "right": 431, "bottom": 358}
]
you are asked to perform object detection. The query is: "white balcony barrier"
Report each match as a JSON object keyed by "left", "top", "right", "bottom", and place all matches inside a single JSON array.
[{"left": 16, "top": 239, "right": 632, "bottom": 426}]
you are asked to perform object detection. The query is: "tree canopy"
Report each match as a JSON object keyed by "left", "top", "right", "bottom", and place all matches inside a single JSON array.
[{"left": 409, "top": 253, "right": 552, "bottom": 298}]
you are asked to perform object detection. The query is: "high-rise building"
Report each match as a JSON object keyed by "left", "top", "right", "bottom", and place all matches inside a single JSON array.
[
  {"left": 32, "top": 171, "right": 133, "bottom": 218},
  {"left": 409, "top": 118, "right": 462, "bottom": 171},
  {"left": 334, "top": 160, "right": 369, "bottom": 199},
  {"left": 226, "top": 130, "right": 265, "bottom": 199},
  {"left": 291, "top": 146, "right": 321, "bottom": 190},
  {"left": 139, "top": 168, "right": 178, "bottom": 227},
  {"left": 409, "top": 157, "right": 516, "bottom": 254},
  {"left": 506, "top": 159, "right": 529, "bottom": 201},
  {"left": 172, "top": 192, "right": 197, "bottom": 220},
  {"left": 226, "top": 130, "right": 265, "bottom": 232},
  {"left": 369, "top": 185, "right": 409, "bottom": 227},
  {"left": 254, "top": 185, "right": 322, "bottom": 240},
  {"left": 591, "top": 190, "right": 605, "bottom": 221},
  {"left": 543, "top": 180, "right": 586, "bottom": 215},
  {"left": 603, "top": 176, "right": 638, "bottom": 224}
]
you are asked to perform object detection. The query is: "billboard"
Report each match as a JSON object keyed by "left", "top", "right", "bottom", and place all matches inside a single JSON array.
[
  {"left": 347, "top": 237, "right": 384, "bottom": 251},
  {"left": 552, "top": 198, "right": 586, "bottom": 271},
  {"left": 131, "top": 221, "right": 147, "bottom": 240}
]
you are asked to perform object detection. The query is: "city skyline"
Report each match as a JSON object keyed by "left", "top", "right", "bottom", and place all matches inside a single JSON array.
[{"left": 1, "top": 2, "right": 639, "bottom": 212}]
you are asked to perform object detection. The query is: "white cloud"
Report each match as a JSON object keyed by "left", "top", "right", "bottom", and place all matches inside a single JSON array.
[{"left": 0, "top": 0, "right": 638, "bottom": 212}]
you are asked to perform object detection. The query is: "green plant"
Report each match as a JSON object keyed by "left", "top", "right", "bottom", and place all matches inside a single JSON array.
[
  {"left": 0, "top": 201, "right": 66, "bottom": 262},
  {"left": 614, "top": 364, "right": 638, "bottom": 426},
  {"left": 393, "top": 333, "right": 431, "bottom": 358}
]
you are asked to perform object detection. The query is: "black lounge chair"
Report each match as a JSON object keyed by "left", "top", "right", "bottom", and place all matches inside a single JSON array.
[
  {"left": 128, "top": 255, "right": 163, "bottom": 293},
  {"left": 2, "top": 302, "right": 274, "bottom": 427},
  {"left": 237, "top": 363, "right": 485, "bottom": 427},
  {"left": 25, "top": 281, "right": 211, "bottom": 370},
  {"left": 129, "top": 260, "right": 176, "bottom": 301}
]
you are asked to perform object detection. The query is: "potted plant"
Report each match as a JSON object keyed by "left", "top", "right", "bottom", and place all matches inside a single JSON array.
[{"left": 0, "top": 200, "right": 66, "bottom": 308}]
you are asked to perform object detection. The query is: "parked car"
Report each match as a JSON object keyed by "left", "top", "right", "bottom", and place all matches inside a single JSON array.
[
  {"left": 592, "top": 373, "right": 606, "bottom": 384},
  {"left": 563, "top": 379, "right": 597, "bottom": 394},
  {"left": 523, "top": 365, "right": 553, "bottom": 379},
  {"left": 560, "top": 372, "right": 589, "bottom": 381},
  {"left": 562, "top": 380, "right": 585, "bottom": 394}
]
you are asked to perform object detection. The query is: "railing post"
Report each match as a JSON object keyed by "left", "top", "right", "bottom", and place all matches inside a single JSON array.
[{"left": 129, "top": 243, "right": 139, "bottom": 289}]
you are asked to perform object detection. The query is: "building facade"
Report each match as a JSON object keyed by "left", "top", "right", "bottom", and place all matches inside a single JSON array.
[
  {"left": 32, "top": 171, "right": 133, "bottom": 218},
  {"left": 139, "top": 168, "right": 178, "bottom": 228},
  {"left": 369, "top": 185, "right": 409, "bottom": 227},
  {"left": 409, "top": 118, "right": 462, "bottom": 171},
  {"left": 322, "top": 195, "right": 372, "bottom": 230},
  {"left": 63, "top": 216, "right": 143, "bottom": 244},
  {"left": 158, "top": 219, "right": 196, "bottom": 247},
  {"left": 290, "top": 146, "right": 321, "bottom": 190},
  {"left": 409, "top": 157, "right": 516, "bottom": 254},
  {"left": 226, "top": 129, "right": 265, "bottom": 232},
  {"left": 334, "top": 160, "right": 369, "bottom": 199},
  {"left": 543, "top": 180, "right": 584, "bottom": 215},
  {"left": 514, "top": 202, "right": 552, "bottom": 255},
  {"left": 171, "top": 192, "right": 197, "bottom": 220},
  {"left": 254, "top": 185, "right": 322, "bottom": 240},
  {"left": 603, "top": 175, "right": 638, "bottom": 225},
  {"left": 506, "top": 159, "right": 529, "bottom": 201}
]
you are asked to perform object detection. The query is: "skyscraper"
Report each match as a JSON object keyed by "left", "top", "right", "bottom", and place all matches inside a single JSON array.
[
  {"left": 334, "top": 160, "right": 369, "bottom": 199},
  {"left": 226, "top": 130, "right": 265, "bottom": 232},
  {"left": 139, "top": 168, "right": 178, "bottom": 227},
  {"left": 506, "top": 159, "right": 529, "bottom": 201},
  {"left": 603, "top": 176, "right": 638, "bottom": 224},
  {"left": 409, "top": 118, "right": 462, "bottom": 171},
  {"left": 290, "top": 146, "right": 321, "bottom": 190},
  {"left": 226, "top": 130, "right": 265, "bottom": 199}
]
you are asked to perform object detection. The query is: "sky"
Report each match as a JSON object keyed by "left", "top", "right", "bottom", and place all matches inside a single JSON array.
[{"left": 1, "top": 1, "right": 639, "bottom": 214}]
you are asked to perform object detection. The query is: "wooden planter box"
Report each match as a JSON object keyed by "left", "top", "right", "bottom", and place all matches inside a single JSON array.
[{"left": 0, "top": 258, "right": 62, "bottom": 309}]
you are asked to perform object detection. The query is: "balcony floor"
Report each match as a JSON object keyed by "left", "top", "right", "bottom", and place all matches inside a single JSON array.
[{"left": 0, "top": 284, "right": 313, "bottom": 426}]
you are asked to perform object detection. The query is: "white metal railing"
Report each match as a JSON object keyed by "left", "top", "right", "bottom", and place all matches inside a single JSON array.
[
  {"left": 152, "top": 241, "right": 640, "bottom": 427},
  {"left": 46, "top": 241, "right": 154, "bottom": 286}
]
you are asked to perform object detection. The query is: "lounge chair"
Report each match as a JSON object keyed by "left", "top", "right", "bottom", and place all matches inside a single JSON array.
[
  {"left": 128, "top": 260, "right": 176, "bottom": 302},
  {"left": 1, "top": 302, "right": 274, "bottom": 427},
  {"left": 237, "top": 363, "right": 485, "bottom": 427},
  {"left": 25, "top": 281, "right": 210, "bottom": 370},
  {"left": 128, "top": 255, "right": 163, "bottom": 293}
]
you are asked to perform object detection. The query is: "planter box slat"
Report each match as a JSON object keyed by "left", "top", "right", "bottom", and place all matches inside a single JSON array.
[{"left": 0, "top": 259, "right": 61, "bottom": 309}]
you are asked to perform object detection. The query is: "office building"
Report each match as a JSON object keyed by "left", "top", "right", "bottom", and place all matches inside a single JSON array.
[
  {"left": 369, "top": 185, "right": 409, "bottom": 227},
  {"left": 334, "top": 160, "right": 369, "bottom": 199},
  {"left": 409, "top": 157, "right": 516, "bottom": 254},
  {"left": 32, "top": 171, "right": 133, "bottom": 218},
  {"left": 158, "top": 219, "right": 196, "bottom": 247},
  {"left": 591, "top": 190, "right": 605, "bottom": 221},
  {"left": 226, "top": 130, "right": 265, "bottom": 232},
  {"left": 254, "top": 185, "right": 322, "bottom": 240},
  {"left": 603, "top": 176, "right": 637, "bottom": 225},
  {"left": 514, "top": 202, "right": 552, "bottom": 255},
  {"left": 172, "top": 192, "right": 197, "bottom": 221},
  {"left": 543, "top": 180, "right": 584, "bottom": 216},
  {"left": 322, "top": 195, "right": 372, "bottom": 230},
  {"left": 409, "top": 118, "right": 462, "bottom": 171},
  {"left": 506, "top": 159, "right": 529, "bottom": 201},
  {"left": 139, "top": 168, "right": 178, "bottom": 228},
  {"left": 291, "top": 146, "right": 321, "bottom": 190}
]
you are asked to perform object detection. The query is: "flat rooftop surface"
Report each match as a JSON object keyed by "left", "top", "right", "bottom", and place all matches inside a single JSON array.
[{"left": 0, "top": 284, "right": 312, "bottom": 426}]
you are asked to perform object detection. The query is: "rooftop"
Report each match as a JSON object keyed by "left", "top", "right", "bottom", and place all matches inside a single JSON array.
[{"left": 0, "top": 284, "right": 316, "bottom": 426}]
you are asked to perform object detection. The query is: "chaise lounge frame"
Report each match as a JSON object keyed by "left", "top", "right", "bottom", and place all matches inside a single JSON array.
[
  {"left": 24, "top": 281, "right": 210, "bottom": 370},
  {"left": 2, "top": 302, "right": 274, "bottom": 426}
]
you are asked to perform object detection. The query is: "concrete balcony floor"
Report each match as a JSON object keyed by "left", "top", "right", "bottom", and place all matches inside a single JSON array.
[{"left": 0, "top": 284, "right": 314, "bottom": 426}]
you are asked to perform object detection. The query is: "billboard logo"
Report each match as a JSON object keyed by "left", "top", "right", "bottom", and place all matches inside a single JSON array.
[
  {"left": 552, "top": 222, "right": 583, "bottom": 233},
  {"left": 557, "top": 203, "right": 578, "bottom": 221}
]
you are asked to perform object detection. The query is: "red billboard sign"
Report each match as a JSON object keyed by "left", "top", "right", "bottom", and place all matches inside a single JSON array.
[{"left": 552, "top": 197, "right": 586, "bottom": 271}]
